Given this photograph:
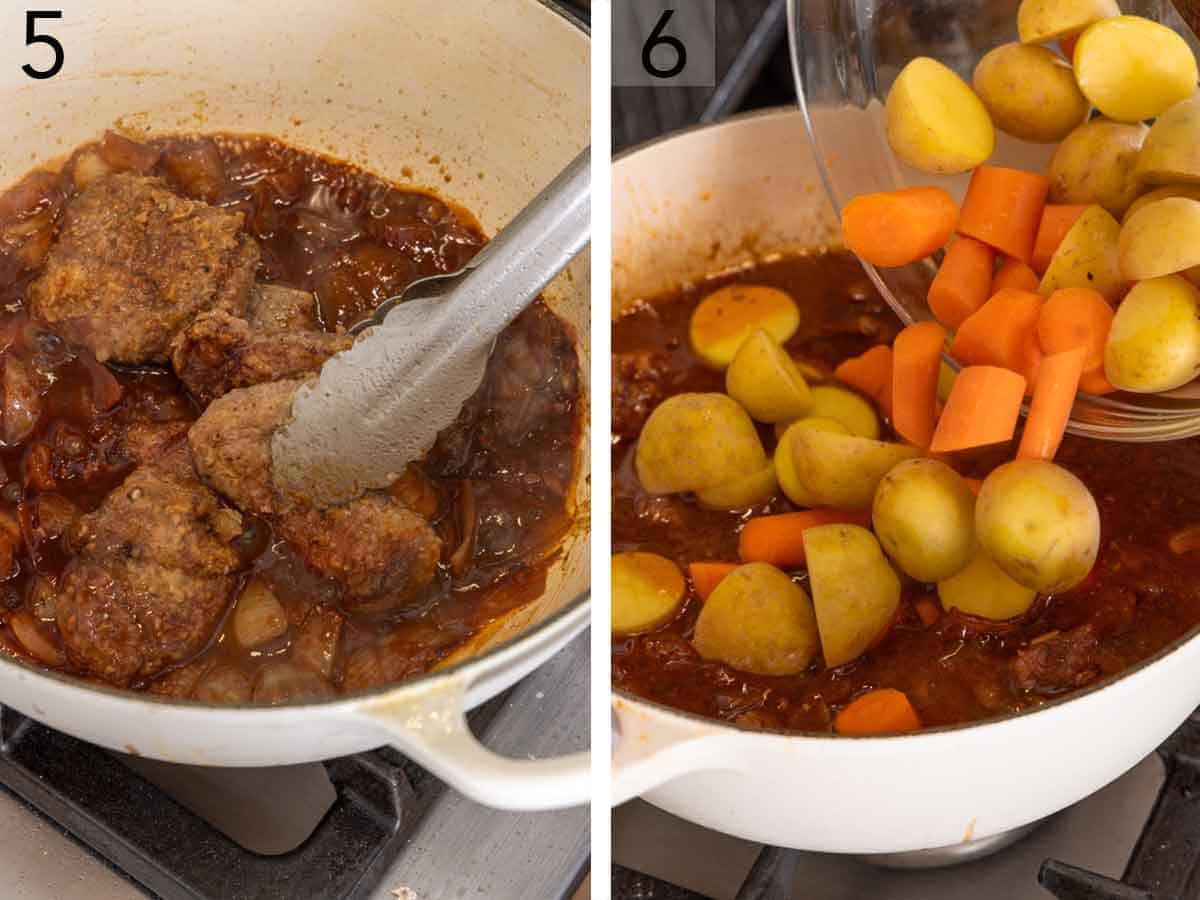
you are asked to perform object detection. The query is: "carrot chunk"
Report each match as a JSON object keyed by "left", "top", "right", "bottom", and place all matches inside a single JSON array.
[
  {"left": 992, "top": 257, "right": 1041, "bottom": 294},
  {"left": 928, "top": 237, "right": 996, "bottom": 329},
  {"left": 929, "top": 366, "right": 1027, "bottom": 453},
  {"left": 1036, "top": 287, "right": 1114, "bottom": 374},
  {"left": 949, "top": 288, "right": 1044, "bottom": 384},
  {"left": 891, "top": 321, "right": 945, "bottom": 449},
  {"left": 835, "top": 345, "right": 893, "bottom": 407},
  {"left": 834, "top": 688, "right": 921, "bottom": 735},
  {"left": 958, "top": 166, "right": 1050, "bottom": 264},
  {"left": 738, "top": 509, "right": 873, "bottom": 569},
  {"left": 841, "top": 187, "right": 959, "bottom": 268},
  {"left": 1079, "top": 367, "right": 1116, "bottom": 395},
  {"left": 687, "top": 562, "right": 739, "bottom": 601},
  {"left": 1032, "top": 204, "right": 1089, "bottom": 274},
  {"left": 1018, "top": 347, "right": 1086, "bottom": 460}
]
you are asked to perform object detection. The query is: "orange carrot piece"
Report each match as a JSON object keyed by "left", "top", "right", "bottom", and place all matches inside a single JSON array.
[
  {"left": 958, "top": 166, "right": 1050, "bottom": 264},
  {"left": 834, "top": 688, "right": 921, "bottom": 735},
  {"left": 738, "top": 509, "right": 873, "bottom": 568},
  {"left": 929, "top": 366, "right": 1027, "bottom": 453},
  {"left": 841, "top": 187, "right": 959, "bottom": 268},
  {"left": 949, "top": 288, "right": 1044, "bottom": 384},
  {"left": 964, "top": 477, "right": 984, "bottom": 496},
  {"left": 927, "top": 237, "right": 996, "bottom": 329},
  {"left": 1079, "top": 367, "right": 1116, "bottom": 396},
  {"left": 688, "top": 562, "right": 739, "bottom": 601},
  {"left": 1018, "top": 347, "right": 1086, "bottom": 460},
  {"left": 1036, "top": 287, "right": 1114, "bottom": 374},
  {"left": 992, "top": 257, "right": 1040, "bottom": 294},
  {"left": 891, "top": 321, "right": 946, "bottom": 449},
  {"left": 913, "top": 595, "right": 941, "bottom": 627},
  {"left": 1032, "top": 205, "right": 1088, "bottom": 274},
  {"left": 835, "top": 345, "right": 893, "bottom": 406}
]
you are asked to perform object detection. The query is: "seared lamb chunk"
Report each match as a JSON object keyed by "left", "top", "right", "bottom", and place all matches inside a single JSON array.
[
  {"left": 249, "top": 283, "right": 321, "bottom": 332},
  {"left": 56, "top": 557, "right": 234, "bottom": 686},
  {"left": 121, "top": 421, "right": 195, "bottom": 480},
  {"left": 612, "top": 350, "right": 669, "bottom": 440},
  {"left": 171, "top": 309, "right": 352, "bottom": 406},
  {"left": 1011, "top": 625, "right": 1101, "bottom": 696},
  {"left": 188, "top": 379, "right": 442, "bottom": 607},
  {"left": 28, "top": 174, "right": 259, "bottom": 363}
]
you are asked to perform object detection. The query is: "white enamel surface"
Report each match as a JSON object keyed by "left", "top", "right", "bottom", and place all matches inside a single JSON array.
[
  {"left": 611, "top": 109, "right": 1200, "bottom": 851},
  {"left": 0, "top": 0, "right": 590, "bottom": 809}
]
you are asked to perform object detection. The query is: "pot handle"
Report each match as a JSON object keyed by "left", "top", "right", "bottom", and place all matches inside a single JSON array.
[
  {"left": 360, "top": 671, "right": 590, "bottom": 811},
  {"left": 611, "top": 702, "right": 746, "bottom": 806}
]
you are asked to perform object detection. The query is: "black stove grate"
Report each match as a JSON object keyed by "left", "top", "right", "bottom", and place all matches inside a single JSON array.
[{"left": 0, "top": 706, "right": 423, "bottom": 900}]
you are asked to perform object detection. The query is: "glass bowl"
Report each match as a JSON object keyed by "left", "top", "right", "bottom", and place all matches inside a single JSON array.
[{"left": 787, "top": 0, "right": 1200, "bottom": 441}]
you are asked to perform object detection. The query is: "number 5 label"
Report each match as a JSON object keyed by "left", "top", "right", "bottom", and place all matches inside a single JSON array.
[
  {"left": 23, "top": 10, "right": 65, "bottom": 80},
  {"left": 613, "top": 0, "right": 716, "bottom": 87}
]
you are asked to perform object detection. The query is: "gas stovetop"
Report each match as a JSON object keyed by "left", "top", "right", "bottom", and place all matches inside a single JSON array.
[{"left": 0, "top": 630, "right": 589, "bottom": 900}]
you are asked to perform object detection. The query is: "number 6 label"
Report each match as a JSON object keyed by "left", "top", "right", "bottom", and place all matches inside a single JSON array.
[{"left": 613, "top": 0, "right": 716, "bottom": 88}]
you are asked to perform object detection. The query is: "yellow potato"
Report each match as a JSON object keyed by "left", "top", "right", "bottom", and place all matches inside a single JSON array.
[
  {"left": 938, "top": 548, "right": 1037, "bottom": 620},
  {"left": 1074, "top": 16, "right": 1197, "bottom": 123},
  {"left": 885, "top": 57, "right": 995, "bottom": 175},
  {"left": 726, "top": 329, "right": 812, "bottom": 423},
  {"left": 791, "top": 429, "right": 920, "bottom": 511},
  {"left": 872, "top": 458, "right": 976, "bottom": 583},
  {"left": 803, "top": 524, "right": 901, "bottom": 668},
  {"left": 976, "top": 459, "right": 1100, "bottom": 593},
  {"left": 1017, "top": 0, "right": 1119, "bottom": 44},
  {"left": 689, "top": 284, "right": 800, "bottom": 370},
  {"left": 612, "top": 552, "right": 686, "bottom": 635},
  {"left": 775, "top": 418, "right": 851, "bottom": 508},
  {"left": 1136, "top": 96, "right": 1200, "bottom": 186},
  {"left": 972, "top": 43, "right": 1088, "bottom": 143},
  {"left": 1123, "top": 184, "right": 1200, "bottom": 224},
  {"left": 636, "top": 393, "right": 767, "bottom": 494},
  {"left": 807, "top": 385, "right": 880, "bottom": 439},
  {"left": 1047, "top": 120, "right": 1149, "bottom": 218},
  {"left": 1104, "top": 275, "right": 1200, "bottom": 392},
  {"left": 1119, "top": 198, "right": 1200, "bottom": 281},
  {"left": 1038, "top": 205, "right": 1126, "bottom": 302},
  {"left": 692, "top": 562, "right": 819, "bottom": 675},
  {"left": 696, "top": 461, "right": 778, "bottom": 510}
]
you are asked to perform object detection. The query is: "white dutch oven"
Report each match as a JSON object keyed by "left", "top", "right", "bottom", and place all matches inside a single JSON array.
[
  {"left": 611, "top": 109, "right": 1200, "bottom": 852},
  {"left": 0, "top": 0, "right": 590, "bottom": 811}
]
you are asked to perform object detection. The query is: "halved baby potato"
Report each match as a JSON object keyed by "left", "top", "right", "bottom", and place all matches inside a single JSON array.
[
  {"left": 726, "top": 329, "right": 812, "bottom": 423},
  {"left": 885, "top": 57, "right": 995, "bottom": 175},
  {"left": 775, "top": 417, "right": 851, "bottom": 508},
  {"left": 692, "top": 562, "right": 819, "bottom": 676},
  {"left": 1119, "top": 198, "right": 1200, "bottom": 281},
  {"left": 689, "top": 284, "right": 800, "bottom": 370},
  {"left": 1105, "top": 275, "right": 1200, "bottom": 393},
  {"left": 872, "top": 458, "right": 976, "bottom": 583},
  {"left": 696, "top": 461, "right": 778, "bottom": 510},
  {"left": 938, "top": 548, "right": 1037, "bottom": 620},
  {"left": 807, "top": 384, "right": 880, "bottom": 439},
  {"left": 791, "top": 429, "right": 920, "bottom": 511},
  {"left": 804, "top": 524, "right": 901, "bottom": 668},
  {"left": 1123, "top": 184, "right": 1200, "bottom": 225},
  {"left": 1047, "top": 120, "right": 1148, "bottom": 219},
  {"left": 1017, "top": 0, "right": 1119, "bottom": 44},
  {"left": 1039, "top": 205, "right": 1125, "bottom": 302},
  {"left": 1073, "top": 16, "right": 1197, "bottom": 123},
  {"left": 1136, "top": 96, "right": 1200, "bottom": 186},
  {"left": 612, "top": 551, "right": 686, "bottom": 635},
  {"left": 972, "top": 43, "right": 1088, "bottom": 143},
  {"left": 635, "top": 393, "right": 767, "bottom": 494}
]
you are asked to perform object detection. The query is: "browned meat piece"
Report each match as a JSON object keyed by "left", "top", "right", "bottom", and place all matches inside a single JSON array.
[
  {"left": 189, "top": 380, "right": 442, "bottom": 607},
  {"left": 121, "top": 421, "right": 194, "bottom": 480},
  {"left": 277, "top": 496, "right": 441, "bottom": 607},
  {"left": 67, "top": 466, "right": 243, "bottom": 576},
  {"left": 28, "top": 174, "right": 259, "bottom": 363},
  {"left": 249, "top": 283, "right": 320, "bottom": 332},
  {"left": 187, "top": 378, "right": 299, "bottom": 516},
  {"left": 613, "top": 350, "right": 669, "bottom": 440},
  {"left": 1011, "top": 625, "right": 1101, "bottom": 696},
  {"left": 56, "top": 557, "right": 234, "bottom": 686},
  {"left": 171, "top": 309, "right": 352, "bottom": 406}
]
